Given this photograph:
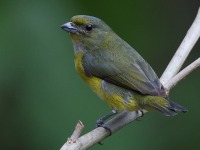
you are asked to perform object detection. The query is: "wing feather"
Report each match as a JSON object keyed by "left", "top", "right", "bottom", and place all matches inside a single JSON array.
[{"left": 82, "top": 50, "right": 165, "bottom": 96}]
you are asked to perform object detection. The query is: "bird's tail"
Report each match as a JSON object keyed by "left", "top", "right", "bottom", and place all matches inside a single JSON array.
[
  {"left": 145, "top": 96, "right": 188, "bottom": 116},
  {"left": 166, "top": 98, "right": 188, "bottom": 115}
]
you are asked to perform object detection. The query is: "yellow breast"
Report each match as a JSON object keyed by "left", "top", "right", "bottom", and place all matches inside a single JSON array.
[{"left": 74, "top": 52, "right": 104, "bottom": 98}]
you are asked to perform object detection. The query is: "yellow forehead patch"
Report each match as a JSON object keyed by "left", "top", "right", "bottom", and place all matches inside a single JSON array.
[
  {"left": 71, "top": 15, "right": 90, "bottom": 25},
  {"left": 70, "top": 15, "right": 102, "bottom": 26}
]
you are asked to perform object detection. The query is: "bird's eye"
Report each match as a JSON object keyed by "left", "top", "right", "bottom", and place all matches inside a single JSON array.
[{"left": 85, "top": 24, "right": 93, "bottom": 31}]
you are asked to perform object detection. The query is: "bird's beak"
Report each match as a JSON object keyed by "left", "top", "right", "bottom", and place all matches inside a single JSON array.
[{"left": 61, "top": 22, "right": 78, "bottom": 33}]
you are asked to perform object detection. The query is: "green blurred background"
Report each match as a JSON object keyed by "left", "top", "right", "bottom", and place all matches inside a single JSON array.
[{"left": 0, "top": 0, "right": 200, "bottom": 149}]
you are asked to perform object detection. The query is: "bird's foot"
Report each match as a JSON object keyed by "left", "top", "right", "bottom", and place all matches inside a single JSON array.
[
  {"left": 96, "top": 122, "right": 112, "bottom": 145},
  {"left": 95, "top": 110, "right": 118, "bottom": 136},
  {"left": 96, "top": 119, "right": 112, "bottom": 136}
]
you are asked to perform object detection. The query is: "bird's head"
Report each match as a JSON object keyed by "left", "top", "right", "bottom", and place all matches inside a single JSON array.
[{"left": 61, "top": 15, "right": 113, "bottom": 50}]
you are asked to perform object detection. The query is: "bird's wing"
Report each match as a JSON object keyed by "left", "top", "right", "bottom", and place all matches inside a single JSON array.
[{"left": 82, "top": 51, "right": 165, "bottom": 96}]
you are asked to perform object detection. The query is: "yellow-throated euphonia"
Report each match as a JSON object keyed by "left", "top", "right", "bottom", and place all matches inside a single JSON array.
[{"left": 61, "top": 15, "right": 187, "bottom": 118}]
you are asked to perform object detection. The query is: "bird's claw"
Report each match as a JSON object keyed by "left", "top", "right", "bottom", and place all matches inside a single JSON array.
[
  {"left": 96, "top": 119, "right": 112, "bottom": 136},
  {"left": 96, "top": 118, "right": 104, "bottom": 127},
  {"left": 136, "top": 110, "right": 145, "bottom": 121}
]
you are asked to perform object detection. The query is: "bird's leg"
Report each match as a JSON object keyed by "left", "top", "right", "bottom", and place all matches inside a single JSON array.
[
  {"left": 96, "top": 109, "right": 118, "bottom": 136},
  {"left": 137, "top": 109, "right": 145, "bottom": 117}
]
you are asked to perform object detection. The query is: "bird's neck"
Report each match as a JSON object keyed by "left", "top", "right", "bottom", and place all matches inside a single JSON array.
[{"left": 72, "top": 40, "right": 87, "bottom": 54}]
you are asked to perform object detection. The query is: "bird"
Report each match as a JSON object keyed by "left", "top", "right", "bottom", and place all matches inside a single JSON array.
[{"left": 61, "top": 15, "right": 187, "bottom": 125}]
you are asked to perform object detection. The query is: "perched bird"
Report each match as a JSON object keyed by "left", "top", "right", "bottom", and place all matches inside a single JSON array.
[{"left": 61, "top": 15, "right": 187, "bottom": 120}]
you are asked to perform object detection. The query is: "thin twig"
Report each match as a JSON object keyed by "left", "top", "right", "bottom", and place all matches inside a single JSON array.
[
  {"left": 165, "top": 57, "right": 200, "bottom": 93},
  {"left": 60, "top": 121, "right": 84, "bottom": 150},
  {"left": 160, "top": 7, "right": 200, "bottom": 85}
]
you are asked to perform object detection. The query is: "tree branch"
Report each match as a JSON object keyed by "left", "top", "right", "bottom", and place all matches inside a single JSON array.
[
  {"left": 160, "top": 7, "right": 200, "bottom": 85},
  {"left": 60, "top": 121, "right": 84, "bottom": 150},
  {"left": 60, "top": 7, "right": 200, "bottom": 150},
  {"left": 164, "top": 57, "right": 200, "bottom": 93}
]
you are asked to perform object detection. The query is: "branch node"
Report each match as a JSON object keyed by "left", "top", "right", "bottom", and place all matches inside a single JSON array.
[{"left": 66, "top": 120, "right": 84, "bottom": 145}]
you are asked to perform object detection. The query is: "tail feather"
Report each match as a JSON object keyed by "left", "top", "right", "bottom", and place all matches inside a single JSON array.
[
  {"left": 167, "top": 98, "right": 188, "bottom": 113},
  {"left": 146, "top": 96, "right": 188, "bottom": 116},
  {"left": 152, "top": 103, "right": 177, "bottom": 116}
]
